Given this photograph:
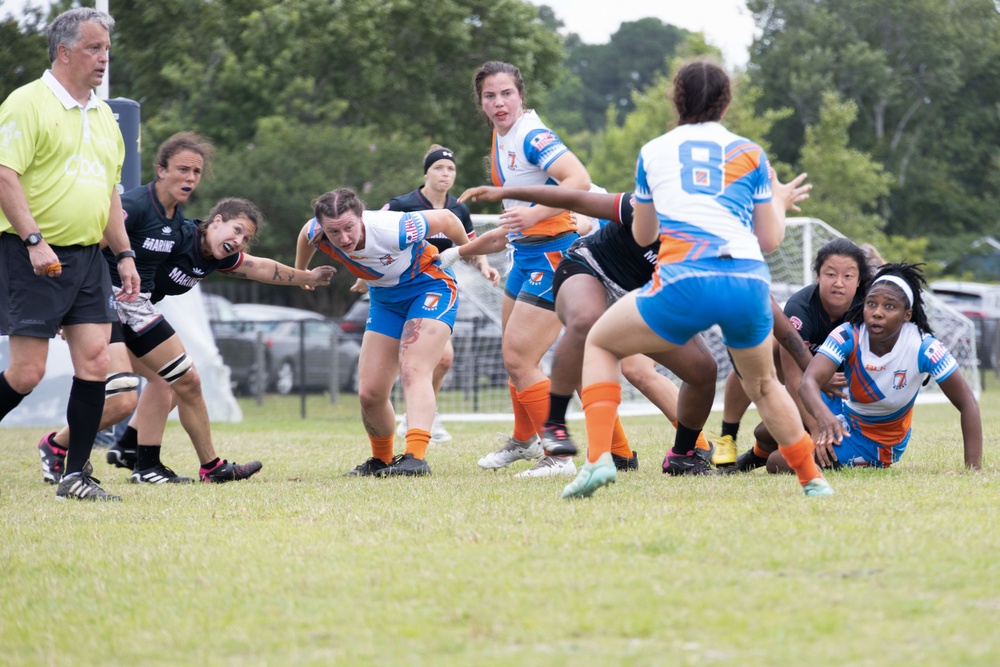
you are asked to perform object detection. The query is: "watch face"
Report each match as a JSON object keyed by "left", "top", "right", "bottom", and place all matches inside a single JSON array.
[{"left": 25, "top": 233, "right": 43, "bottom": 247}]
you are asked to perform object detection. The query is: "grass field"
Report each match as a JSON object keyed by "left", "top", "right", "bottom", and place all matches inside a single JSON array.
[{"left": 2, "top": 388, "right": 998, "bottom": 666}]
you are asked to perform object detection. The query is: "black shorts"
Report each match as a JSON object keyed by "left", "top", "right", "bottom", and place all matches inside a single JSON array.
[
  {"left": 0, "top": 235, "right": 115, "bottom": 338},
  {"left": 551, "top": 255, "right": 599, "bottom": 303},
  {"left": 110, "top": 319, "right": 125, "bottom": 344},
  {"left": 123, "top": 317, "right": 176, "bottom": 358}
]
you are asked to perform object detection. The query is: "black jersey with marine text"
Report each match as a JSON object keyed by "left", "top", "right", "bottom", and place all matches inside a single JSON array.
[
  {"left": 104, "top": 183, "right": 184, "bottom": 291},
  {"left": 383, "top": 188, "right": 475, "bottom": 252},
  {"left": 150, "top": 219, "right": 244, "bottom": 303},
  {"left": 568, "top": 192, "right": 658, "bottom": 291}
]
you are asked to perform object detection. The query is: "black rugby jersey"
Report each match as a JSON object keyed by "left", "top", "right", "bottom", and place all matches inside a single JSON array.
[
  {"left": 783, "top": 283, "right": 861, "bottom": 355},
  {"left": 150, "top": 219, "right": 243, "bottom": 303},
  {"left": 384, "top": 188, "right": 475, "bottom": 252},
  {"left": 569, "top": 192, "right": 658, "bottom": 291},
  {"left": 105, "top": 182, "right": 184, "bottom": 291}
]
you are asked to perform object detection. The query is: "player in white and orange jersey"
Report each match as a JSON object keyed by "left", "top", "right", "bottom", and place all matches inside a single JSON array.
[{"left": 295, "top": 187, "right": 470, "bottom": 477}]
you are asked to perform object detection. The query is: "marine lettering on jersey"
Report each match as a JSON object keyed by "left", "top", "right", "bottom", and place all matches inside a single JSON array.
[
  {"left": 642, "top": 249, "right": 657, "bottom": 265},
  {"left": 142, "top": 238, "right": 175, "bottom": 253},
  {"left": 167, "top": 266, "right": 200, "bottom": 288}
]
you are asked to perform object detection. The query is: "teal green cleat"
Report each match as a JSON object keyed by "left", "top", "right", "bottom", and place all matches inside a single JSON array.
[
  {"left": 561, "top": 452, "right": 617, "bottom": 499},
  {"left": 802, "top": 477, "right": 835, "bottom": 497}
]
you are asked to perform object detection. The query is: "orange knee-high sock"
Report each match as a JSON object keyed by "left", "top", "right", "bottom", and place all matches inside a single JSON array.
[
  {"left": 609, "top": 416, "right": 632, "bottom": 458},
  {"left": 515, "top": 379, "right": 551, "bottom": 437},
  {"left": 405, "top": 428, "right": 431, "bottom": 460},
  {"left": 509, "top": 380, "right": 535, "bottom": 442},
  {"left": 673, "top": 420, "right": 712, "bottom": 453},
  {"left": 370, "top": 435, "right": 395, "bottom": 464},
  {"left": 581, "top": 382, "right": 621, "bottom": 463},
  {"left": 753, "top": 442, "right": 770, "bottom": 458},
  {"left": 778, "top": 432, "right": 822, "bottom": 484}
]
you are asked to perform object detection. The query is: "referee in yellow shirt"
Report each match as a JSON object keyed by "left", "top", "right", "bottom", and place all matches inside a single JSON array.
[{"left": 0, "top": 8, "right": 140, "bottom": 501}]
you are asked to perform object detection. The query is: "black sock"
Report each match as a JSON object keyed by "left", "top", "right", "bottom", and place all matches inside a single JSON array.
[
  {"left": 136, "top": 445, "right": 161, "bottom": 470},
  {"left": 545, "top": 393, "right": 573, "bottom": 427},
  {"left": 671, "top": 422, "right": 702, "bottom": 456},
  {"left": 201, "top": 457, "right": 221, "bottom": 471},
  {"left": 65, "top": 377, "right": 106, "bottom": 475},
  {"left": 721, "top": 420, "right": 740, "bottom": 440},
  {"left": 118, "top": 425, "right": 139, "bottom": 452},
  {"left": 0, "top": 371, "right": 29, "bottom": 422}
]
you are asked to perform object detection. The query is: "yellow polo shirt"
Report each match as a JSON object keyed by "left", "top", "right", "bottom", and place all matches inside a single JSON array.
[{"left": 0, "top": 70, "right": 124, "bottom": 246}]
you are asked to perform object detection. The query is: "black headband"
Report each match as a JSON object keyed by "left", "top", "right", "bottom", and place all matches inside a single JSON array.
[{"left": 423, "top": 148, "right": 456, "bottom": 173}]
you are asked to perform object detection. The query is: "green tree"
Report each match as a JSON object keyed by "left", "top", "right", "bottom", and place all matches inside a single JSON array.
[
  {"left": 0, "top": 10, "right": 48, "bottom": 102},
  {"left": 796, "top": 91, "right": 892, "bottom": 242},
  {"left": 192, "top": 116, "right": 426, "bottom": 263},
  {"left": 747, "top": 0, "right": 1000, "bottom": 239},
  {"left": 546, "top": 17, "right": 689, "bottom": 134},
  {"left": 585, "top": 34, "right": 790, "bottom": 193}
]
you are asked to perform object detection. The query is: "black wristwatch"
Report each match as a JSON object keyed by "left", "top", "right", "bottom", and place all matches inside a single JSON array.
[
  {"left": 115, "top": 249, "right": 137, "bottom": 263},
  {"left": 23, "top": 232, "right": 43, "bottom": 247}
]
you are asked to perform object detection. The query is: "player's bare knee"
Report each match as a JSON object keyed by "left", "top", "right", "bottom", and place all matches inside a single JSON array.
[
  {"left": 7, "top": 364, "right": 46, "bottom": 393},
  {"left": 435, "top": 350, "right": 454, "bottom": 374}
]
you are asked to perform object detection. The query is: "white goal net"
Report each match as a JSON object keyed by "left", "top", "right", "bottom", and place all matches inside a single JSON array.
[{"left": 420, "top": 216, "right": 979, "bottom": 421}]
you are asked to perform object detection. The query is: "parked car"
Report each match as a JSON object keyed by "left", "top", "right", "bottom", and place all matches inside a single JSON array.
[
  {"left": 231, "top": 303, "right": 361, "bottom": 395},
  {"left": 339, "top": 287, "right": 506, "bottom": 388},
  {"left": 930, "top": 280, "right": 1000, "bottom": 370},
  {"left": 204, "top": 294, "right": 360, "bottom": 394},
  {"left": 203, "top": 293, "right": 259, "bottom": 393}
]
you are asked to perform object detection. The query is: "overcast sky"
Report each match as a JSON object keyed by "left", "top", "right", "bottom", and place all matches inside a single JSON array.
[
  {"left": 2, "top": 0, "right": 759, "bottom": 68},
  {"left": 530, "top": 0, "right": 757, "bottom": 68}
]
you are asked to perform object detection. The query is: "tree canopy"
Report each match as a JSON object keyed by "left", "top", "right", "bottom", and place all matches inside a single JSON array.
[{"left": 2, "top": 0, "right": 999, "bottom": 298}]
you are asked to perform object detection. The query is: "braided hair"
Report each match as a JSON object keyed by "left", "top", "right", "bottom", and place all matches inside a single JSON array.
[
  {"left": 847, "top": 262, "right": 933, "bottom": 335},
  {"left": 672, "top": 60, "right": 731, "bottom": 125}
]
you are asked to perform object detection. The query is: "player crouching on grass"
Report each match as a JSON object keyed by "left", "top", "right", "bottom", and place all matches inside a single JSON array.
[
  {"left": 769, "top": 262, "right": 982, "bottom": 472},
  {"left": 295, "top": 187, "right": 470, "bottom": 477}
]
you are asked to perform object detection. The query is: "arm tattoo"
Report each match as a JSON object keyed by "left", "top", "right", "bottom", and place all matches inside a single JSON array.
[
  {"left": 271, "top": 263, "right": 294, "bottom": 283},
  {"left": 782, "top": 332, "right": 812, "bottom": 372}
]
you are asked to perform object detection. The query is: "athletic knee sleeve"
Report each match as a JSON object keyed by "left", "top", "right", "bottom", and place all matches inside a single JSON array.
[
  {"left": 105, "top": 372, "right": 141, "bottom": 398},
  {"left": 158, "top": 354, "right": 194, "bottom": 384}
]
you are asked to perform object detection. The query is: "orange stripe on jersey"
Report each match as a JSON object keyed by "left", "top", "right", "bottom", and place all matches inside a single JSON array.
[
  {"left": 490, "top": 131, "right": 503, "bottom": 187},
  {"left": 315, "top": 244, "right": 383, "bottom": 281},
  {"left": 523, "top": 210, "right": 576, "bottom": 237},
  {"left": 656, "top": 232, "right": 710, "bottom": 265},
  {"left": 724, "top": 144, "right": 763, "bottom": 188},
  {"left": 858, "top": 411, "right": 913, "bottom": 448}
]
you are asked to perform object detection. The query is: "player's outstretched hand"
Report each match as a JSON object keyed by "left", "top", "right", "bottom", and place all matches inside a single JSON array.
[
  {"left": 457, "top": 186, "right": 503, "bottom": 204},
  {"left": 772, "top": 172, "right": 812, "bottom": 213},
  {"left": 301, "top": 265, "right": 336, "bottom": 290}
]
